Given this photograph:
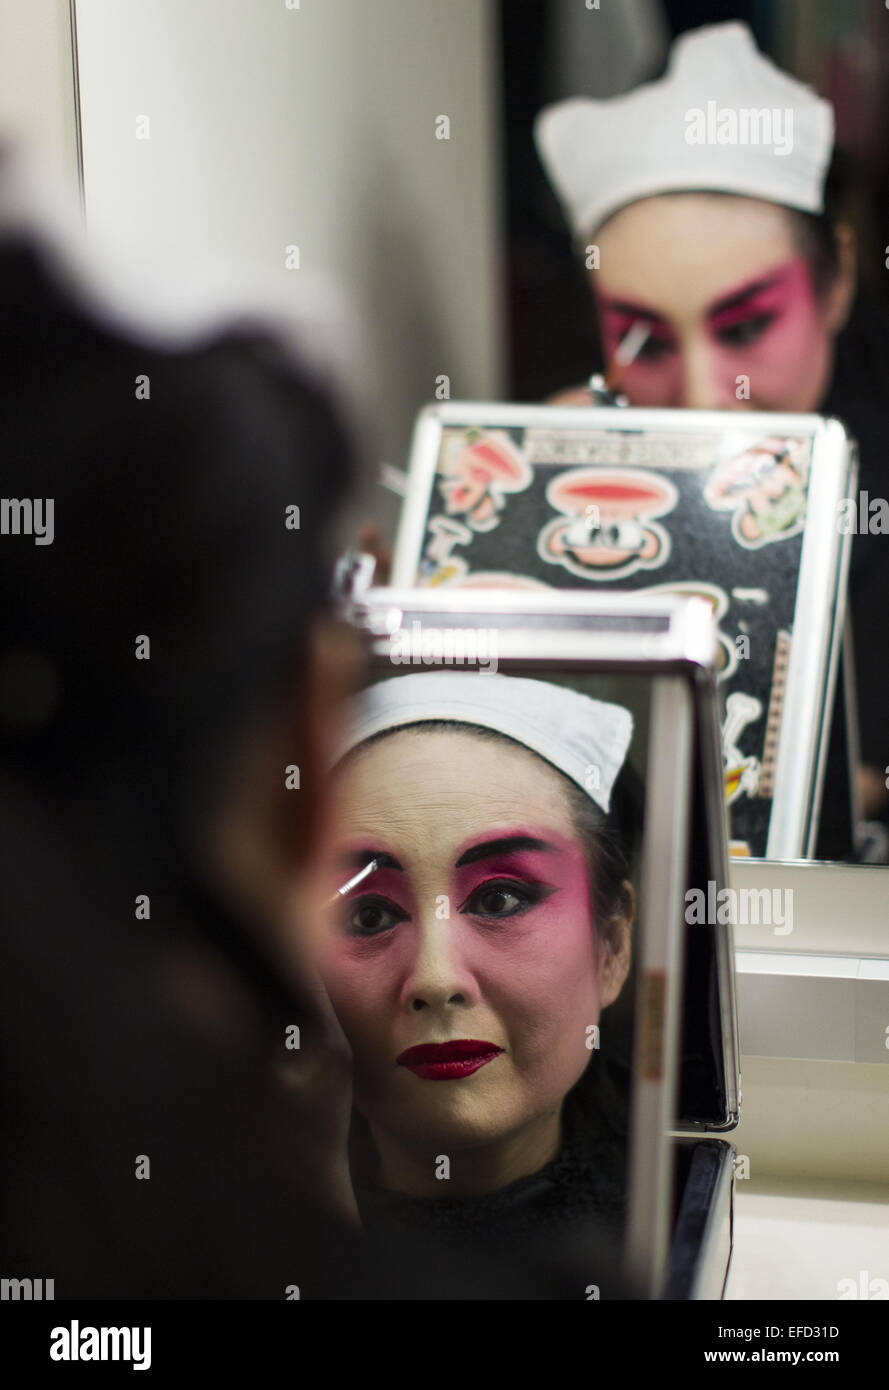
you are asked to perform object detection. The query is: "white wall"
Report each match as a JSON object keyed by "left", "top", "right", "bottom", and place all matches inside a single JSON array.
[
  {"left": 71, "top": 0, "right": 505, "bottom": 532},
  {"left": 0, "top": 0, "right": 79, "bottom": 182}
]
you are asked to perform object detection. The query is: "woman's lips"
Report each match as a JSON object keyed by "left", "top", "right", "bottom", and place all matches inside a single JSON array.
[{"left": 396, "top": 1039, "right": 503, "bottom": 1081}]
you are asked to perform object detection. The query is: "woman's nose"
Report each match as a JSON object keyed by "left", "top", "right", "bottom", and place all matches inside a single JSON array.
[
  {"left": 402, "top": 916, "right": 471, "bottom": 1012},
  {"left": 680, "top": 341, "right": 746, "bottom": 411}
]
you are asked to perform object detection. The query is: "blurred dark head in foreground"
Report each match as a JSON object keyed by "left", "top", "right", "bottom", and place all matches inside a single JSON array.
[
  {"left": 0, "top": 235, "right": 355, "bottom": 885},
  {"left": 0, "top": 222, "right": 371, "bottom": 1297}
]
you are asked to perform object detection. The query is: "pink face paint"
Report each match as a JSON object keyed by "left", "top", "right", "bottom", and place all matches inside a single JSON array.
[
  {"left": 450, "top": 828, "right": 589, "bottom": 932},
  {"left": 327, "top": 842, "right": 415, "bottom": 947},
  {"left": 706, "top": 260, "right": 809, "bottom": 335},
  {"left": 325, "top": 826, "right": 600, "bottom": 1030},
  {"left": 703, "top": 257, "right": 830, "bottom": 410},
  {"left": 595, "top": 256, "right": 832, "bottom": 411},
  {"left": 599, "top": 309, "right": 674, "bottom": 361},
  {"left": 448, "top": 832, "right": 598, "bottom": 1005},
  {"left": 322, "top": 729, "right": 625, "bottom": 1175},
  {"left": 597, "top": 301, "right": 683, "bottom": 406}
]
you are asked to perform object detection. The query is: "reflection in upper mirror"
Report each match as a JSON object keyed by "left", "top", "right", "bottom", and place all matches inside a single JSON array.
[
  {"left": 68, "top": 3, "right": 889, "bottom": 885},
  {"left": 320, "top": 668, "right": 647, "bottom": 1278}
]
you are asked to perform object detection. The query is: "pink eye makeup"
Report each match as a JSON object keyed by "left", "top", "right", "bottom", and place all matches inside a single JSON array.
[
  {"left": 600, "top": 308, "right": 677, "bottom": 364},
  {"left": 332, "top": 831, "right": 576, "bottom": 938},
  {"left": 458, "top": 877, "right": 558, "bottom": 920},
  {"left": 597, "top": 257, "right": 815, "bottom": 376},
  {"left": 452, "top": 829, "right": 581, "bottom": 923},
  {"left": 711, "top": 311, "right": 776, "bottom": 348},
  {"left": 706, "top": 275, "right": 794, "bottom": 351},
  {"left": 331, "top": 847, "right": 410, "bottom": 939}
]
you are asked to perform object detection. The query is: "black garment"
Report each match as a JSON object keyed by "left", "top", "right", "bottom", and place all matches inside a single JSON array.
[{"left": 353, "top": 1055, "right": 637, "bottom": 1299}]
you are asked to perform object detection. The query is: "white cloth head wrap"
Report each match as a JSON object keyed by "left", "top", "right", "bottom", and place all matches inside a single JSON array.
[
  {"left": 534, "top": 21, "right": 834, "bottom": 239},
  {"left": 333, "top": 671, "right": 633, "bottom": 816}
]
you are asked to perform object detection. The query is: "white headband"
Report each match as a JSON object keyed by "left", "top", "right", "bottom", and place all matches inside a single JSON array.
[
  {"left": 333, "top": 671, "right": 633, "bottom": 816},
  {"left": 534, "top": 21, "right": 834, "bottom": 240}
]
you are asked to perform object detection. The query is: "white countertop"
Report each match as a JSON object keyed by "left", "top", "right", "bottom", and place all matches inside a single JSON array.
[{"left": 724, "top": 1178, "right": 889, "bottom": 1300}]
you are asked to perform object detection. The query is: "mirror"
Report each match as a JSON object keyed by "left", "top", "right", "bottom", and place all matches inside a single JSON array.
[
  {"left": 318, "top": 575, "right": 741, "bottom": 1295},
  {"left": 65, "top": 2, "right": 889, "bottom": 913},
  {"left": 321, "top": 664, "right": 643, "bottom": 1286}
]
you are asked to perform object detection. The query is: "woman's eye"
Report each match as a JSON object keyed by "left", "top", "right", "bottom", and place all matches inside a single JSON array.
[
  {"left": 632, "top": 335, "right": 675, "bottom": 362},
  {"left": 344, "top": 894, "right": 406, "bottom": 937},
  {"left": 462, "top": 880, "right": 554, "bottom": 919},
  {"left": 715, "top": 313, "right": 776, "bottom": 348}
]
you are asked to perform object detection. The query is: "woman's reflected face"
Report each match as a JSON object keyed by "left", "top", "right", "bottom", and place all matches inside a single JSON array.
[
  {"left": 322, "top": 728, "right": 609, "bottom": 1151},
  {"left": 594, "top": 193, "right": 841, "bottom": 411}
]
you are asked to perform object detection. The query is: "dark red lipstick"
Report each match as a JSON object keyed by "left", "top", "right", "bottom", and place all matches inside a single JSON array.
[{"left": 396, "top": 1039, "right": 503, "bottom": 1081}]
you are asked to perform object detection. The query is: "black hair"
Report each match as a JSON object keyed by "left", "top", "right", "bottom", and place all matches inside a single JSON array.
[
  {"left": 790, "top": 147, "right": 852, "bottom": 294},
  {"left": 0, "top": 234, "right": 357, "bottom": 874},
  {"left": 0, "top": 220, "right": 378, "bottom": 1298},
  {"left": 787, "top": 206, "right": 843, "bottom": 298},
  {"left": 776, "top": 148, "right": 852, "bottom": 300}
]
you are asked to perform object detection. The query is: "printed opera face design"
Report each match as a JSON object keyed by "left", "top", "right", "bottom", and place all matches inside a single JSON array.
[
  {"left": 436, "top": 428, "right": 533, "bottom": 532},
  {"left": 538, "top": 469, "right": 678, "bottom": 580},
  {"left": 704, "top": 437, "right": 809, "bottom": 547}
]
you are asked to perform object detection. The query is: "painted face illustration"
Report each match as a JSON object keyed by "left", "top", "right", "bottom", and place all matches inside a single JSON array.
[
  {"left": 419, "top": 515, "right": 472, "bottom": 586},
  {"left": 638, "top": 581, "right": 736, "bottom": 680},
  {"left": 721, "top": 691, "right": 762, "bottom": 805},
  {"left": 705, "top": 437, "right": 809, "bottom": 546},
  {"left": 437, "top": 429, "right": 533, "bottom": 532},
  {"left": 539, "top": 469, "right": 678, "bottom": 580}
]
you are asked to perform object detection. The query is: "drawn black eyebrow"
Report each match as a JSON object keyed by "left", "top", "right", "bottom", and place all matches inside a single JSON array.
[
  {"left": 341, "top": 849, "right": 403, "bottom": 872},
  {"left": 599, "top": 297, "right": 667, "bottom": 323},
  {"left": 455, "top": 836, "right": 557, "bottom": 867},
  {"left": 602, "top": 274, "right": 782, "bottom": 326},
  {"left": 706, "top": 273, "right": 782, "bottom": 318}
]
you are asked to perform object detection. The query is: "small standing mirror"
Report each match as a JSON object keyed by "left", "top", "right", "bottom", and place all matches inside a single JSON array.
[{"left": 325, "top": 586, "right": 739, "bottom": 1298}]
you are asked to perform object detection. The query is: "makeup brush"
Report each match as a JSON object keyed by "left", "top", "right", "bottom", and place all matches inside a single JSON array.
[
  {"left": 604, "top": 318, "right": 652, "bottom": 392},
  {"left": 325, "top": 858, "right": 380, "bottom": 908}
]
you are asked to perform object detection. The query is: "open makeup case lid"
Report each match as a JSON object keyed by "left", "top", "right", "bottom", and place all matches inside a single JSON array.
[
  {"left": 390, "top": 402, "right": 857, "bottom": 861},
  {"left": 339, "top": 584, "right": 742, "bottom": 1137}
]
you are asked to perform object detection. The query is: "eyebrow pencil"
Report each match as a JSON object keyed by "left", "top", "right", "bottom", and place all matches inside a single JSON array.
[
  {"left": 605, "top": 318, "right": 652, "bottom": 391},
  {"left": 325, "top": 858, "right": 380, "bottom": 908}
]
